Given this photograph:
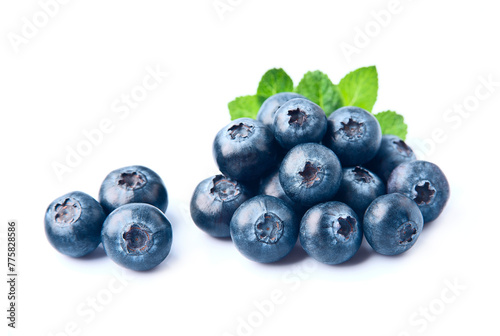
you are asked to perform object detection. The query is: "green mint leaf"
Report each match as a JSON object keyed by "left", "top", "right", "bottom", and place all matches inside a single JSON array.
[
  {"left": 228, "top": 95, "right": 264, "bottom": 120},
  {"left": 256, "top": 68, "right": 294, "bottom": 99},
  {"left": 338, "top": 66, "right": 378, "bottom": 112},
  {"left": 295, "top": 70, "right": 342, "bottom": 116},
  {"left": 375, "top": 110, "right": 408, "bottom": 140}
]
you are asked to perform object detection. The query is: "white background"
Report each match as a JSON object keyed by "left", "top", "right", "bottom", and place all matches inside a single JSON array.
[{"left": 1, "top": 1, "right": 499, "bottom": 335}]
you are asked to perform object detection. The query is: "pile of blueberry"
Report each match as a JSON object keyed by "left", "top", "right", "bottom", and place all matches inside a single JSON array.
[
  {"left": 191, "top": 93, "right": 450, "bottom": 264},
  {"left": 44, "top": 166, "right": 172, "bottom": 271}
]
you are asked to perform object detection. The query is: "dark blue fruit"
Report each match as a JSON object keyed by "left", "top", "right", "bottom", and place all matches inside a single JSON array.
[
  {"left": 101, "top": 203, "right": 173, "bottom": 271},
  {"left": 213, "top": 118, "right": 278, "bottom": 182},
  {"left": 45, "top": 191, "right": 106, "bottom": 257},
  {"left": 99, "top": 165, "right": 168, "bottom": 214},
  {"left": 387, "top": 160, "right": 450, "bottom": 223},
  {"left": 230, "top": 195, "right": 299, "bottom": 263},
  {"left": 279, "top": 143, "right": 342, "bottom": 207},
  {"left": 258, "top": 168, "right": 295, "bottom": 207},
  {"left": 272, "top": 98, "right": 327, "bottom": 149},
  {"left": 256, "top": 92, "right": 306, "bottom": 128},
  {"left": 367, "top": 135, "right": 416, "bottom": 182},
  {"left": 363, "top": 193, "right": 424, "bottom": 255},
  {"left": 191, "top": 174, "right": 253, "bottom": 238},
  {"left": 323, "top": 106, "right": 382, "bottom": 166},
  {"left": 300, "top": 201, "right": 362, "bottom": 264},
  {"left": 335, "top": 166, "right": 385, "bottom": 218}
]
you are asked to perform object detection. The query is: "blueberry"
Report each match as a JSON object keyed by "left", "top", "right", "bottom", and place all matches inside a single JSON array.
[
  {"left": 258, "top": 168, "right": 295, "bottom": 207},
  {"left": 335, "top": 166, "right": 385, "bottom": 218},
  {"left": 101, "top": 203, "right": 172, "bottom": 271},
  {"left": 256, "top": 92, "right": 306, "bottom": 128},
  {"left": 230, "top": 195, "right": 299, "bottom": 263},
  {"left": 300, "top": 201, "right": 362, "bottom": 264},
  {"left": 323, "top": 106, "right": 382, "bottom": 166},
  {"left": 272, "top": 98, "right": 327, "bottom": 149},
  {"left": 213, "top": 118, "right": 278, "bottom": 182},
  {"left": 387, "top": 160, "right": 450, "bottom": 223},
  {"left": 99, "top": 165, "right": 168, "bottom": 215},
  {"left": 190, "top": 174, "right": 253, "bottom": 238},
  {"left": 45, "top": 191, "right": 106, "bottom": 257},
  {"left": 279, "top": 143, "right": 342, "bottom": 207},
  {"left": 363, "top": 193, "right": 424, "bottom": 255},
  {"left": 367, "top": 135, "right": 416, "bottom": 182}
]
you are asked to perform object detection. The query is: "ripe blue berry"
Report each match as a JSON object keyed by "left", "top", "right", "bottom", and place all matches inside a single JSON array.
[
  {"left": 213, "top": 118, "right": 278, "bottom": 182},
  {"left": 300, "top": 201, "right": 362, "bottom": 264},
  {"left": 99, "top": 165, "right": 168, "bottom": 214},
  {"left": 323, "top": 106, "right": 382, "bottom": 166},
  {"left": 363, "top": 193, "right": 424, "bottom": 255},
  {"left": 230, "top": 195, "right": 299, "bottom": 263},
  {"left": 387, "top": 160, "right": 450, "bottom": 223},
  {"left": 101, "top": 203, "right": 173, "bottom": 271},
  {"left": 45, "top": 191, "right": 106, "bottom": 257},
  {"left": 279, "top": 143, "right": 342, "bottom": 207},
  {"left": 191, "top": 174, "right": 253, "bottom": 238}
]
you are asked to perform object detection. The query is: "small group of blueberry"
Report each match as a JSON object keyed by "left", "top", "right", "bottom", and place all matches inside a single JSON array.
[
  {"left": 191, "top": 93, "right": 450, "bottom": 264},
  {"left": 45, "top": 166, "right": 172, "bottom": 271}
]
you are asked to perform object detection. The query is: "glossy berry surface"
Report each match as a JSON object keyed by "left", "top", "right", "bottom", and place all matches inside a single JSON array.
[
  {"left": 363, "top": 193, "right": 424, "bottom": 256},
  {"left": 323, "top": 106, "right": 382, "bottom": 166},
  {"left": 300, "top": 201, "right": 362, "bottom": 265},
  {"left": 191, "top": 174, "right": 253, "bottom": 238},
  {"left": 272, "top": 98, "right": 327, "bottom": 149},
  {"left": 99, "top": 165, "right": 168, "bottom": 214},
  {"left": 367, "top": 135, "right": 416, "bottom": 182},
  {"left": 279, "top": 143, "right": 342, "bottom": 207},
  {"left": 101, "top": 203, "right": 172, "bottom": 271},
  {"left": 387, "top": 160, "right": 450, "bottom": 223},
  {"left": 258, "top": 168, "right": 295, "bottom": 207},
  {"left": 45, "top": 191, "right": 106, "bottom": 257},
  {"left": 230, "top": 195, "right": 299, "bottom": 263},
  {"left": 335, "top": 166, "right": 385, "bottom": 218},
  {"left": 256, "top": 92, "right": 306, "bottom": 128},
  {"left": 213, "top": 118, "right": 278, "bottom": 182}
]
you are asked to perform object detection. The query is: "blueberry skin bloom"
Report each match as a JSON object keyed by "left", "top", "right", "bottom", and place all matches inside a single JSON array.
[
  {"left": 99, "top": 165, "right": 168, "bottom": 214},
  {"left": 323, "top": 106, "right": 382, "bottom": 166},
  {"left": 230, "top": 195, "right": 299, "bottom": 263},
  {"left": 257, "top": 92, "right": 306, "bottom": 128},
  {"left": 213, "top": 118, "right": 278, "bottom": 182},
  {"left": 279, "top": 143, "right": 342, "bottom": 207},
  {"left": 367, "top": 135, "right": 416, "bottom": 182},
  {"left": 300, "top": 202, "right": 362, "bottom": 265},
  {"left": 101, "top": 203, "right": 172, "bottom": 271},
  {"left": 335, "top": 166, "right": 385, "bottom": 218},
  {"left": 363, "top": 193, "right": 424, "bottom": 256},
  {"left": 387, "top": 160, "right": 450, "bottom": 223},
  {"left": 273, "top": 98, "right": 328, "bottom": 149},
  {"left": 45, "top": 191, "right": 106, "bottom": 257},
  {"left": 259, "top": 168, "right": 295, "bottom": 207},
  {"left": 190, "top": 174, "right": 253, "bottom": 238}
]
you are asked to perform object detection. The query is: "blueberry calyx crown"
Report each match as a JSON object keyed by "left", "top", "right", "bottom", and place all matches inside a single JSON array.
[
  {"left": 210, "top": 175, "right": 240, "bottom": 202},
  {"left": 413, "top": 180, "right": 436, "bottom": 205},
  {"left": 228, "top": 123, "right": 254, "bottom": 140},
  {"left": 333, "top": 216, "right": 356, "bottom": 242},
  {"left": 121, "top": 223, "right": 154, "bottom": 255},
  {"left": 54, "top": 198, "right": 82, "bottom": 224},
  {"left": 255, "top": 212, "right": 284, "bottom": 244},
  {"left": 352, "top": 166, "right": 373, "bottom": 183},
  {"left": 339, "top": 118, "right": 364, "bottom": 140},
  {"left": 299, "top": 161, "right": 322, "bottom": 187},
  {"left": 117, "top": 171, "right": 147, "bottom": 190},
  {"left": 393, "top": 140, "right": 413, "bottom": 157},
  {"left": 287, "top": 108, "right": 308, "bottom": 126},
  {"left": 397, "top": 222, "right": 417, "bottom": 244}
]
